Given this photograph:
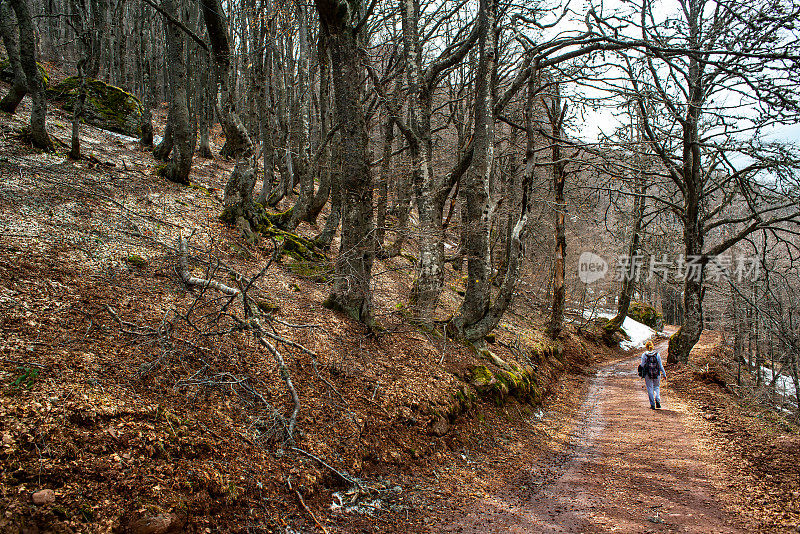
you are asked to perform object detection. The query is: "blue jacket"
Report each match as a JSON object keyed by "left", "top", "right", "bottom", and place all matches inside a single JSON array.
[{"left": 641, "top": 351, "right": 666, "bottom": 379}]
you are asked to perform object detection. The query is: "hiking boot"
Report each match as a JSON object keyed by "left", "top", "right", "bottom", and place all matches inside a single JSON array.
[
  {"left": 650, "top": 405, "right": 655, "bottom": 410},
  {"left": 656, "top": 400, "right": 661, "bottom": 409}
]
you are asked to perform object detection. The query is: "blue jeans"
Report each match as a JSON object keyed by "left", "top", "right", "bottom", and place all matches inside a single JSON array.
[{"left": 644, "top": 376, "right": 661, "bottom": 407}]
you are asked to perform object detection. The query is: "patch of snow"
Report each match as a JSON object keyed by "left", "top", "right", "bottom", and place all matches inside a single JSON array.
[
  {"left": 104, "top": 130, "right": 138, "bottom": 143},
  {"left": 760, "top": 366, "right": 797, "bottom": 398},
  {"left": 153, "top": 135, "right": 164, "bottom": 146},
  {"left": 619, "top": 317, "right": 657, "bottom": 350},
  {"left": 581, "top": 308, "right": 616, "bottom": 320},
  {"left": 581, "top": 309, "right": 656, "bottom": 350}
]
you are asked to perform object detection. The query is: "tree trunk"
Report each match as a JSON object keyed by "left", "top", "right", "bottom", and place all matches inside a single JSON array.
[
  {"left": 160, "top": 0, "right": 192, "bottom": 184},
  {"left": 452, "top": 62, "right": 536, "bottom": 342},
  {"left": 68, "top": 0, "right": 88, "bottom": 160},
  {"left": 201, "top": 0, "right": 256, "bottom": 218},
  {"left": 257, "top": 37, "right": 276, "bottom": 203},
  {"left": 0, "top": 1, "right": 27, "bottom": 113},
  {"left": 153, "top": 114, "right": 174, "bottom": 160},
  {"left": 314, "top": 141, "right": 341, "bottom": 248},
  {"left": 605, "top": 116, "right": 647, "bottom": 339},
  {"left": 87, "top": 0, "right": 102, "bottom": 78},
  {"left": 385, "top": 162, "right": 412, "bottom": 258},
  {"left": 667, "top": 249, "right": 705, "bottom": 364},
  {"left": 546, "top": 83, "right": 567, "bottom": 339},
  {"left": 454, "top": 0, "right": 495, "bottom": 334},
  {"left": 304, "top": 31, "right": 332, "bottom": 223},
  {"left": 287, "top": 4, "right": 313, "bottom": 230},
  {"left": 267, "top": 50, "right": 293, "bottom": 206},
  {"left": 375, "top": 114, "right": 394, "bottom": 253},
  {"left": 138, "top": 2, "right": 154, "bottom": 147},
  {"left": 9, "top": 0, "right": 54, "bottom": 151},
  {"left": 315, "top": 0, "right": 375, "bottom": 324},
  {"left": 69, "top": 58, "right": 87, "bottom": 159}
]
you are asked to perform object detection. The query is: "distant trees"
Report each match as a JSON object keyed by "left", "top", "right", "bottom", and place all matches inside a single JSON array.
[
  {"left": 612, "top": 0, "right": 800, "bottom": 363},
  {"left": 2, "top": 0, "right": 798, "bottom": 355}
]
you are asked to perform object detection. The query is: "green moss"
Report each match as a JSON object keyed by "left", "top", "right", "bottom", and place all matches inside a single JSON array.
[
  {"left": 0, "top": 59, "right": 48, "bottom": 86},
  {"left": 263, "top": 206, "right": 293, "bottom": 228},
  {"left": 466, "top": 357, "right": 541, "bottom": 405},
  {"left": 322, "top": 295, "right": 363, "bottom": 323},
  {"left": 399, "top": 252, "right": 418, "bottom": 264},
  {"left": 469, "top": 365, "right": 495, "bottom": 388},
  {"left": 256, "top": 298, "right": 280, "bottom": 314},
  {"left": 627, "top": 301, "right": 663, "bottom": 329},
  {"left": 47, "top": 77, "right": 142, "bottom": 136},
  {"left": 249, "top": 211, "right": 327, "bottom": 263},
  {"left": 289, "top": 260, "right": 331, "bottom": 282},
  {"left": 188, "top": 182, "right": 212, "bottom": 195},
  {"left": 125, "top": 254, "right": 147, "bottom": 268}
]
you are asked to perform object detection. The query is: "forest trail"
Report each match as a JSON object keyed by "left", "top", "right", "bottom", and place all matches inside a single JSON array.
[{"left": 442, "top": 336, "right": 746, "bottom": 533}]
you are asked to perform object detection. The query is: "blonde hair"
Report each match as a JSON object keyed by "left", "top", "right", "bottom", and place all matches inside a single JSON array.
[{"left": 645, "top": 341, "right": 654, "bottom": 351}]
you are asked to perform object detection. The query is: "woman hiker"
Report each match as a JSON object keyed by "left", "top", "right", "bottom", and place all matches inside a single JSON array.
[{"left": 641, "top": 341, "right": 667, "bottom": 409}]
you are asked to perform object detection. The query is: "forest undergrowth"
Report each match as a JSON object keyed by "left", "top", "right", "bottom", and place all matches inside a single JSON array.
[
  {"left": 0, "top": 93, "right": 617, "bottom": 533},
  {"left": 1, "top": 87, "right": 798, "bottom": 533}
]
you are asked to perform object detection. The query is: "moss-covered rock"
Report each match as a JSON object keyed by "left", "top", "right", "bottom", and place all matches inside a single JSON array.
[
  {"left": 627, "top": 301, "right": 663, "bottom": 330},
  {"left": 289, "top": 260, "right": 332, "bottom": 282},
  {"left": 221, "top": 203, "right": 328, "bottom": 264},
  {"left": 47, "top": 77, "right": 142, "bottom": 136},
  {"left": 255, "top": 298, "right": 280, "bottom": 314},
  {"left": 124, "top": 254, "right": 147, "bottom": 268},
  {"left": 467, "top": 362, "right": 541, "bottom": 404},
  {"left": 469, "top": 365, "right": 496, "bottom": 389},
  {"left": 252, "top": 212, "right": 327, "bottom": 262},
  {"left": 0, "top": 59, "right": 49, "bottom": 87}
]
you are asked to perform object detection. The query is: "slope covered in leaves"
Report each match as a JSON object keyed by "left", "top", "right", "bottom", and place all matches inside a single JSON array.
[{"left": 0, "top": 95, "right": 612, "bottom": 533}]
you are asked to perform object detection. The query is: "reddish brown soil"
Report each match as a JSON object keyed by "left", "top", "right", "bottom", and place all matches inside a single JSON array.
[{"left": 437, "top": 336, "right": 749, "bottom": 533}]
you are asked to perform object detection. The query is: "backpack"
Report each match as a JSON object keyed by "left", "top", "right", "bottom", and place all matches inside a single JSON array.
[{"left": 645, "top": 351, "right": 660, "bottom": 379}]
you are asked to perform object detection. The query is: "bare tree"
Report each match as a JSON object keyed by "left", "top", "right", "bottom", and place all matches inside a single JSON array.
[
  {"left": 8, "top": 0, "right": 54, "bottom": 151},
  {"left": 0, "top": 0, "right": 27, "bottom": 113},
  {"left": 610, "top": 0, "right": 800, "bottom": 362}
]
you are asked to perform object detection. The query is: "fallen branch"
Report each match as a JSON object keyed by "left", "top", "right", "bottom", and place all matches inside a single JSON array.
[
  {"left": 250, "top": 318, "right": 301, "bottom": 441},
  {"left": 178, "top": 235, "right": 239, "bottom": 295},
  {"left": 176, "top": 235, "right": 302, "bottom": 442},
  {"left": 104, "top": 304, "right": 158, "bottom": 336}
]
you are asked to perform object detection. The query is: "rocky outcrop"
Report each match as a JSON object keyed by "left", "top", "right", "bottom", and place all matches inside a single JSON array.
[{"left": 47, "top": 77, "right": 143, "bottom": 137}]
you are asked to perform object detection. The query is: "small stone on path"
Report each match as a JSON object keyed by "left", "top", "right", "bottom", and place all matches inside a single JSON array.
[{"left": 32, "top": 489, "right": 55, "bottom": 505}]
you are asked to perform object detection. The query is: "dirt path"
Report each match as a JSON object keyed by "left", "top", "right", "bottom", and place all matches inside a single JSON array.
[{"left": 442, "top": 338, "right": 745, "bottom": 533}]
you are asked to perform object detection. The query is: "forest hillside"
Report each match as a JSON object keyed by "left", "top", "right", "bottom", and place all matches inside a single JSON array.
[{"left": 2, "top": 0, "right": 800, "bottom": 529}]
